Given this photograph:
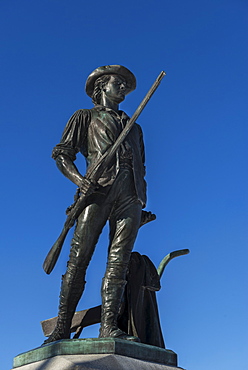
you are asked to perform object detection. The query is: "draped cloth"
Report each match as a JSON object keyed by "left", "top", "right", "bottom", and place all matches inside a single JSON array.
[{"left": 118, "top": 252, "right": 165, "bottom": 348}]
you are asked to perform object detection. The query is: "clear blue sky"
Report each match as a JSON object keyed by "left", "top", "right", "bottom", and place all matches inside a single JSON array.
[{"left": 1, "top": 1, "right": 247, "bottom": 369}]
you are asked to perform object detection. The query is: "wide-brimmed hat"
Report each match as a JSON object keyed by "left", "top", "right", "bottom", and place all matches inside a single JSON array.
[{"left": 85, "top": 65, "right": 136, "bottom": 98}]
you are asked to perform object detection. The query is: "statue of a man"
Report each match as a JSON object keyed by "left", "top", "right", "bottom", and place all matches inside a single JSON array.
[{"left": 44, "top": 65, "right": 147, "bottom": 344}]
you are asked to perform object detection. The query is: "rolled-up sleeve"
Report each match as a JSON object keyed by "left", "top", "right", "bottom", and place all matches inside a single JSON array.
[{"left": 52, "top": 109, "right": 91, "bottom": 162}]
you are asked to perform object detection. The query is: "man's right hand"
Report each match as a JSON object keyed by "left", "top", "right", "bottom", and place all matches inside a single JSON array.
[{"left": 80, "top": 177, "right": 98, "bottom": 196}]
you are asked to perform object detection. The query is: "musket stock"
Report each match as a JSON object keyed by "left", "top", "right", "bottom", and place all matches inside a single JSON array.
[
  {"left": 43, "top": 231, "right": 68, "bottom": 275},
  {"left": 43, "top": 71, "right": 166, "bottom": 274},
  {"left": 43, "top": 192, "right": 89, "bottom": 274}
]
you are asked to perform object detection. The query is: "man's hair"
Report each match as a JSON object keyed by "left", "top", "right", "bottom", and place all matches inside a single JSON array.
[{"left": 92, "top": 75, "right": 112, "bottom": 105}]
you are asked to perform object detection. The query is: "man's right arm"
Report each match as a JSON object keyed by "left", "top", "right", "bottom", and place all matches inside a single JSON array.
[
  {"left": 56, "top": 154, "right": 84, "bottom": 187},
  {"left": 52, "top": 109, "right": 93, "bottom": 192}
]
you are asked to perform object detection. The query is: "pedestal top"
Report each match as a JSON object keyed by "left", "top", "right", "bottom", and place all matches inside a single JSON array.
[{"left": 13, "top": 338, "right": 178, "bottom": 368}]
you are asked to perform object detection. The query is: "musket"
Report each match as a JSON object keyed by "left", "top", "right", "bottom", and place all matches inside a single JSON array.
[{"left": 43, "top": 71, "right": 166, "bottom": 274}]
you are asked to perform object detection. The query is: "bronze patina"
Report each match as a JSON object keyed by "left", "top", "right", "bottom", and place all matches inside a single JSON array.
[{"left": 43, "top": 65, "right": 165, "bottom": 345}]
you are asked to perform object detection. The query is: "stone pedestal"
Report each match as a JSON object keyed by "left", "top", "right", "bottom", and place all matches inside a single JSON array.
[{"left": 12, "top": 338, "right": 185, "bottom": 370}]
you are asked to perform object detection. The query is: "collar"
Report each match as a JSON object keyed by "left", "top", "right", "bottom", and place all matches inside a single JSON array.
[{"left": 93, "top": 105, "right": 127, "bottom": 119}]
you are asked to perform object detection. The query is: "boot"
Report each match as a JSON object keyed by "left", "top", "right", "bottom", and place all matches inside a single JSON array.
[
  {"left": 99, "top": 278, "right": 139, "bottom": 342},
  {"left": 43, "top": 267, "right": 86, "bottom": 345}
]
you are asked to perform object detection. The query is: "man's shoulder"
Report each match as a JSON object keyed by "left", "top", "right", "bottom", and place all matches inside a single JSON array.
[
  {"left": 67, "top": 108, "right": 94, "bottom": 124},
  {"left": 71, "top": 108, "right": 92, "bottom": 116},
  {"left": 72, "top": 106, "right": 103, "bottom": 117},
  {"left": 121, "top": 111, "right": 142, "bottom": 130}
]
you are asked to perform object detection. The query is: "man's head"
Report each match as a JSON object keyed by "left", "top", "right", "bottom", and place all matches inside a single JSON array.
[
  {"left": 85, "top": 65, "right": 136, "bottom": 105},
  {"left": 91, "top": 74, "right": 127, "bottom": 105}
]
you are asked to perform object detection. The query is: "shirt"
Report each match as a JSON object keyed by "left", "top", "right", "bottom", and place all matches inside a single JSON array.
[{"left": 52, "top": 105, "right": 147, "bottom": 207}]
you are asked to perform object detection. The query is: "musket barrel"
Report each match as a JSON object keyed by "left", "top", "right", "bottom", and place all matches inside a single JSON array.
[
  {"left": 87, "top": 70, "right": 166, "bottom": 181},
  {"left": 131, "top": 71, "right": 166, "bottom": 123}
]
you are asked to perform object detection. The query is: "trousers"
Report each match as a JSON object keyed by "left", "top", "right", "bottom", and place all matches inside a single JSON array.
[{"left": 67, "top": 167, "right": 142, "bottom": 307}]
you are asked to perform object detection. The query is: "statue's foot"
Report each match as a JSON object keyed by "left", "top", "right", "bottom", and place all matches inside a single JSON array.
[
  {"left": 42, "top": 326, "right": 70, "bottom": 345},
  {"left": 99, "top": 327, "right": 140, "bottom": 342}
]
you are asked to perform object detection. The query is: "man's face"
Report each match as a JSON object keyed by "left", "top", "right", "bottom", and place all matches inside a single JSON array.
[{"left": 103, "top": 75, "right": 127, "bottom": 104}]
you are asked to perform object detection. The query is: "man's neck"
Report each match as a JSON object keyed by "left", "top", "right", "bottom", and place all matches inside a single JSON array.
[{"left": 100, "top": 96, "right": 119, "bottom": 112}]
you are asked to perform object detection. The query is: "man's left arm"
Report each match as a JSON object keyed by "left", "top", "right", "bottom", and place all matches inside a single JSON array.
[
  {"left": 137, "top": 124, "right": 146, "bottom": 175},
  {"left": 137, "top": 124, "right": 157, "bottom": 226}
]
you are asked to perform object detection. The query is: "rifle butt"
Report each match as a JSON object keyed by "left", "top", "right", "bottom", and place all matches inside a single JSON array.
[{"left": 43, "top": 229, "right": 68, "bottom": 274}]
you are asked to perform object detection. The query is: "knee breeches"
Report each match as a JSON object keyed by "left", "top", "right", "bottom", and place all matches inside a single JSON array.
[{"left": 68, "top": 169, "right": 142, "bottom": 280}]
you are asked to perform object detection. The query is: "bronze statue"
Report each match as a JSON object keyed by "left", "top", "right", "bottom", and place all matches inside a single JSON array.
[{"left": 43, "top": 65, "right": 165, "bottom": 345}]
